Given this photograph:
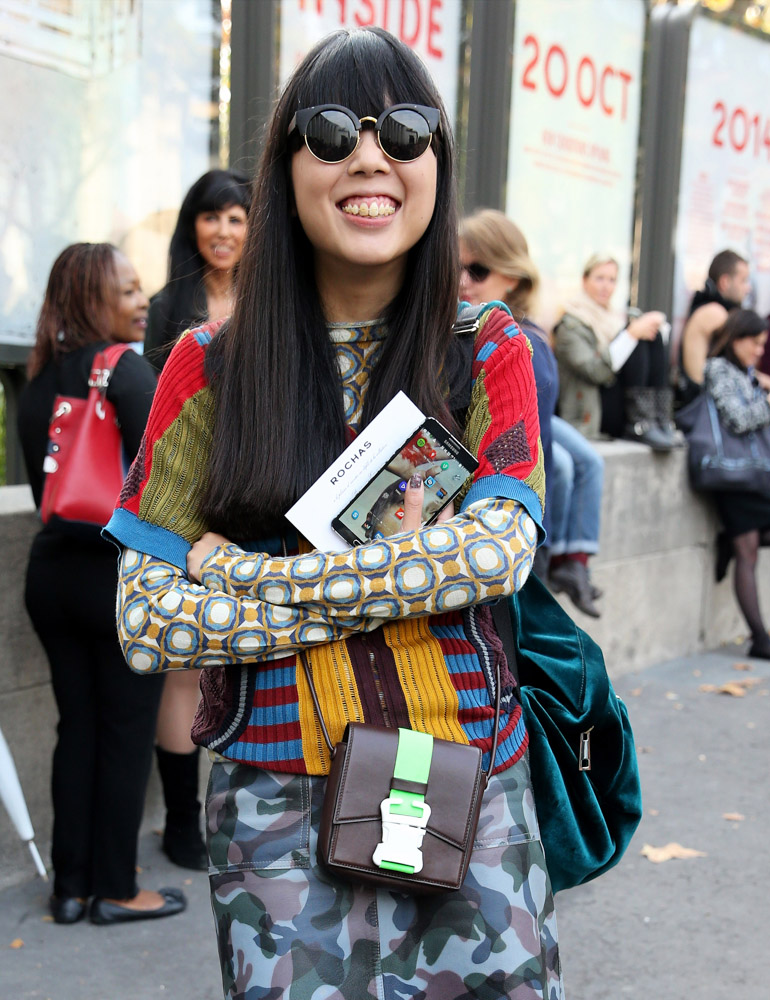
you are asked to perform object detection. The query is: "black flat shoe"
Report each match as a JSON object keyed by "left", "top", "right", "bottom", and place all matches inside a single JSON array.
[
  {"left": 748, "top": 641, "right": 770, "bottom": 660},
  {"left": 49, "top": 895, "right": 87, "bottom": 924},
  {"left": 89, "top": 888, "right": 187, "bottom": 926}
]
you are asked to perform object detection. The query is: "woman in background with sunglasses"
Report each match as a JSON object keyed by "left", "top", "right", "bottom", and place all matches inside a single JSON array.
[
  {"left": 553, "top": 254, "right": 676, "bottom": 451},
  {"left": 460, "top": 209, "right": 605, "bottom": 618},
  {"left": 106, "top": 28, "right": 563, "bottom": 999}
]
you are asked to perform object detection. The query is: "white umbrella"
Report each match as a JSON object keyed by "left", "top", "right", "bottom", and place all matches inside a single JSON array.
[{"left": 0, "top": 725, "right": 48, "bottom": 879}]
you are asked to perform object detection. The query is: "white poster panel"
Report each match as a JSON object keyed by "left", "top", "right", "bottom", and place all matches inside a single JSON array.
[
  {"left": 505, "top": 0, "right": 646, "bottom": 330},
  {"left": 0, "top": 0, "right": 214, "bottom": 345},
  {"left": 673, "top": 17, "right": 770, "bottom": 342},
  {"left": 278, "top": 0, "right": 462, "bottom": 120}
]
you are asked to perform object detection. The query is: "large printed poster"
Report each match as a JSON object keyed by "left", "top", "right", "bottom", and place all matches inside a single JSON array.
[
  {"left": 279, "top": 0, "right": 462, "bottom": 120},
  {"left": 506, "top": 0, "right": 646, "bottom": 329},
  {"left": 673, "top": 17, "right": 770, "bottom": 339}
]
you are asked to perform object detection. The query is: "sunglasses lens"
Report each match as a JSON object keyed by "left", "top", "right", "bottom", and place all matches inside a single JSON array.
[
  {"left": 378, "top": 108, "right": 433, "bottom": 161},
  {"left": 466, "top": 263, "right": 490, "bottom": 283},
  {"left": 305, "top": 109, "right": 359, "bottom": 162}
]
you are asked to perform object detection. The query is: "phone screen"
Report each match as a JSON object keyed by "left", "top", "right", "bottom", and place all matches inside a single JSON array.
[{"left": 333, "top": 419, "right": 478, "bottom": 545}]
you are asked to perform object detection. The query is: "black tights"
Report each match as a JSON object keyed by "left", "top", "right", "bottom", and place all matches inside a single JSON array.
[{"left": 732, "top": 530, "right": 770, "bottom": 649}]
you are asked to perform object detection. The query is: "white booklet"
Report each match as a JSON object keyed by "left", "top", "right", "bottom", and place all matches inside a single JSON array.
[{"left": 286, "top": 392, "right": 425, "bottom": 552}]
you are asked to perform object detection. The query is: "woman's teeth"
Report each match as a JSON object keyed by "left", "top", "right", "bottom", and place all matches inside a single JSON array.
[{"left": 342, "top": 201, "right": 396, "bottom": 217}]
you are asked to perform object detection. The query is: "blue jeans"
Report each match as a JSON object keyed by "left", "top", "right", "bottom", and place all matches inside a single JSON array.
[{"left": 548, "top": 416, "right": 604, "bottom": 556}]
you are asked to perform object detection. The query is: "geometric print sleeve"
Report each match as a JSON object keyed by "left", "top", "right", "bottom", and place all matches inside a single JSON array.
[{"left": 117, "top": 497, "right": 537, "bottom": 673}]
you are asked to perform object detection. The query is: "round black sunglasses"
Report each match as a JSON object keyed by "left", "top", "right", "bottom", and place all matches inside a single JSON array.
[
  {"left": 289, "top": 103, "right": 440, "bottom": 164},
  {"left": 462, "top": 262, "right": 491, "bottom": 283}
]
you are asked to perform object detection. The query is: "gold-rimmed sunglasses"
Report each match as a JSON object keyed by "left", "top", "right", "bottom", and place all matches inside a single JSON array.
[{"left": 289, "top": 103, "right": 440, "bottom": 164}]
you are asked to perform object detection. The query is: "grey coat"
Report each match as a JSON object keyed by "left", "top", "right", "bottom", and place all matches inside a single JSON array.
[{"left": 552, "top": 312, "right": 617, "bottom": 439}]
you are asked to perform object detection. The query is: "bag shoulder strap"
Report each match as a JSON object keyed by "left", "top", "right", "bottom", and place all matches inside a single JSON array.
[{"left": 88, "top": 343, "right": 134, "bottom": 391}]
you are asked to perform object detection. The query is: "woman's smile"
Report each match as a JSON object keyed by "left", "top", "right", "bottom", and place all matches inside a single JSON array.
[{"left": 339, "top": 195, "right": 399, "bottom": 219}]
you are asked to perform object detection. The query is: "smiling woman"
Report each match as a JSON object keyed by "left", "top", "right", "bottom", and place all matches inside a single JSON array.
[
  {"left": 105, "top": 27, "right": 563, "bottom": 1000},
  {"left": 143, "top": 168, "right": 251, "bottom": 374},
  {"left": 17, "top": 243, "right": 185, "bottom": 925}
]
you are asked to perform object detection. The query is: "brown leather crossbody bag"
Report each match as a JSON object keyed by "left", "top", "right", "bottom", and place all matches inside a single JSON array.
[{"left": 299, "top": 650, "right": 501, "bottom": 894}]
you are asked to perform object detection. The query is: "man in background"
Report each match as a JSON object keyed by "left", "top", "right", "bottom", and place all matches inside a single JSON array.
[{"left": 676, "top": 249, "right": 751, "bottom": 406}]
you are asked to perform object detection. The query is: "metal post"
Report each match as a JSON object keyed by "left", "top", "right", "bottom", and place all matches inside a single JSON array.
[
  {"left": 462, "top": 0, "right": 515, "bottom": 213},
  {"left": 636, "top": 2, "right": 697, "bottom": 315},
  {"left": 229, "top": 0, "right": 279, "bottom": 176}
]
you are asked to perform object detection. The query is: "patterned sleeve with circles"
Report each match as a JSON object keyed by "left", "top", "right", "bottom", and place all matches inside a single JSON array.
[{"left": 117, "top": 497, "right": 536, "bottom": 673}]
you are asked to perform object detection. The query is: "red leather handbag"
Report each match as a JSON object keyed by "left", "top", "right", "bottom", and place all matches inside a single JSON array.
[{"left": 40, "top": 343, "right": 133, "bottom": 532}]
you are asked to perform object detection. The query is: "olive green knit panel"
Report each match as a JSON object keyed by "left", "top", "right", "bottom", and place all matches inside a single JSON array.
[
  {"left": 457, "top": 370, "right": 493, "bottom": 506},
  {"left": 140, "top": 387, "right": 215, "bottom": 542}
]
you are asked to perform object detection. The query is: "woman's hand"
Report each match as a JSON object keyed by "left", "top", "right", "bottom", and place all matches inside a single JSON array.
[
  {"left": 628, "top": 311, "right": 666, "bottom": 341},
  {"left": 187, "top": 531, "right": 231, "bottom": 582},
  {"left": 400, "top": 475, "right": 454, "bottom": 532}
]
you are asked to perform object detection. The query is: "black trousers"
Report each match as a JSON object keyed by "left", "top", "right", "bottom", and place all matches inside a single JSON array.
[
  {"left": 24, "top": 532, "right": 163, "bottom": 899},
  {"left": 600, "top": 332, "right": 669, "bottom": 438}
]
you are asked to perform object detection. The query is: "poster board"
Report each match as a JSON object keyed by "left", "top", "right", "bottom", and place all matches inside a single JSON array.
[
  {"left": 505, "top": 0, "right": 646, "bottom": 330},
  {"left": 672, "top": 16, "right": 770, "bottom": 339},
  {"left": 278, "top": 0, "right": 462, "bottom": 120}
]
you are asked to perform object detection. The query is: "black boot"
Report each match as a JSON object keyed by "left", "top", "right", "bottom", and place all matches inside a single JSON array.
[
  {"left": 623, "top": 388, "right": 674, "bottom": 452},
  {"left": 155, "top": 747, "right": 207, "bottom": 871},
  {"left": 654, "top": 387, "right": 679, "bottom": 449}
]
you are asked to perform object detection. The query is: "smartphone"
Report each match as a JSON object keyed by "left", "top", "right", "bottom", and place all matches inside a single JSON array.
[{"left": 332, "top": 417, "right": 479, "bottom": 546}]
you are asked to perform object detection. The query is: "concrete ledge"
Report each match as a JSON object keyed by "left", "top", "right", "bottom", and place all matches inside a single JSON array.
[
  {"left": 550, "top": 439, "right": 768, "bottom": 674},
  {"left": 1, "top": 446, "right": 767, "bottom": 888}
]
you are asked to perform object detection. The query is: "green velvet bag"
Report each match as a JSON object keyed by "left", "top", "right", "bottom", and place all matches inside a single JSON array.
[{"left": 494, "top": 573, "right": 642, "bottom": 893}]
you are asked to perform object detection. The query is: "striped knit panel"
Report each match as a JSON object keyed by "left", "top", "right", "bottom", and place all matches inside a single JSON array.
[
  {"left": 138, "top": 386, "right": 216, "bottom": 544},
  {"left": 118, "top": 324, "right": 220, "bottom": 523}
]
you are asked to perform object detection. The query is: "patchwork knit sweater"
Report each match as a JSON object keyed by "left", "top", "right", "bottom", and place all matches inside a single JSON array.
[{"left": 108, "top": 304, "right": 545, "bottom": 775}]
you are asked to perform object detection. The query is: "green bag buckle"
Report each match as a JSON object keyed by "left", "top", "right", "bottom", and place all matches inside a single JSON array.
[{"left": 372, "top": 729, "right": 433, "bottom": 874}]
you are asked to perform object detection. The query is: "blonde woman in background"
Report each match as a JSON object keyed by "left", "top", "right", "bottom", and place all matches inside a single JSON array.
[
  {"left": 459, "top": 210, "right": 604, "bottom": 617},
  {"left": 553, "top": 254, "right": 675, "bottom": 451}
]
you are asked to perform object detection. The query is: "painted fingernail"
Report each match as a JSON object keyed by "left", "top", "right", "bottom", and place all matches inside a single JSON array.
[{"left": 409, "top": 474, "right": 422, "bottom": 488}]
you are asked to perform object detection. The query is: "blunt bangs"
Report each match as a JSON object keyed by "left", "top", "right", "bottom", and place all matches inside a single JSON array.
[
  {"left": 285, "top": 29, "right": 449, "bottom": 161},
  {"left": 196, "top": 173, "right": 251, "bottom": 215}
]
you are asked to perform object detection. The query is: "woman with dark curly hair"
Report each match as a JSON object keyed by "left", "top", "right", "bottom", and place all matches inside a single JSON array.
[{"left": 18, "top": 243, "right": 186, "bottom": 925}]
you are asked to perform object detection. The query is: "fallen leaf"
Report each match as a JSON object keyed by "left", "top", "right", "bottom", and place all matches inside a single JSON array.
[
  {"left": 698, "top": 754, "right": 707, "bottom": 761},
  {"left": 732, "top": 662, "right": 753, "bottom": 671},
  {"left": 722, "top": 812, "right": 745, "bottom": 822},
  {"left": 10, "top": 938, "right": 24, "bottom": 949},
  {"left": 640, "top": 842, "right": 707, "bottom": 863},
  {"left": 183, "top": 878, "right": 193, "bottom": 886},
  {"left": 648, "top": 808, "right": 660, "bottom": 816},
  {"left": 673, "top": 703, "right": 683, "bottom": 710},
  {"left": 699, "top": 678, "right": 763, "bottom": 697},
  {"left": 665, "top": 691, "right": 678, "bottom": 700},
  {"left": 630, "top": 687, "right": 643, "bottom": 697},
  {"left": 693, "top": 669, "right": 702, "bottom": 677},
  {"left": 41, "top": 915, "right": 54, "bottom": 923}
]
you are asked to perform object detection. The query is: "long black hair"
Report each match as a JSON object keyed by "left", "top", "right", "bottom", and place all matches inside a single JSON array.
[
  {"left": 709, "top": 308, "right": 768, "bottom": 368},
  {"left": 148, "top": 169, "right": 251, "bottom": 367},
  {"left": 202, "top": 28, "right": 460, "bottom": 539}
]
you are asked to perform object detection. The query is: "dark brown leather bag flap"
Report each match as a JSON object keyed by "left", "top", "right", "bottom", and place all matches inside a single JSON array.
[{"left": 331, "top": 723, "right": 484, "bottom": 850}]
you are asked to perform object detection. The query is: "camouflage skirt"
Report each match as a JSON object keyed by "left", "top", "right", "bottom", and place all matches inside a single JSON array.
[{"left": 206, "top": 754, "right": 564, "bottom": 1000}]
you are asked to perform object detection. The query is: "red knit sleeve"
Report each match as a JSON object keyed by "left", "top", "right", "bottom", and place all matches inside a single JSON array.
[{"left": 464, "top": 307, "right": 545, "bottom": 511}]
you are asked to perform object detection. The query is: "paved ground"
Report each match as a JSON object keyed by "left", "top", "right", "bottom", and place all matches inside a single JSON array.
[{"left": 1, "top": 645, "right": 767, "bottom": 1000}]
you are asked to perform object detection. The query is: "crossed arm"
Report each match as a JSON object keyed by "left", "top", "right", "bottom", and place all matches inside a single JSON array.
[{"left": 117, "top": 496, "right": 538, "bottom": 674}]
